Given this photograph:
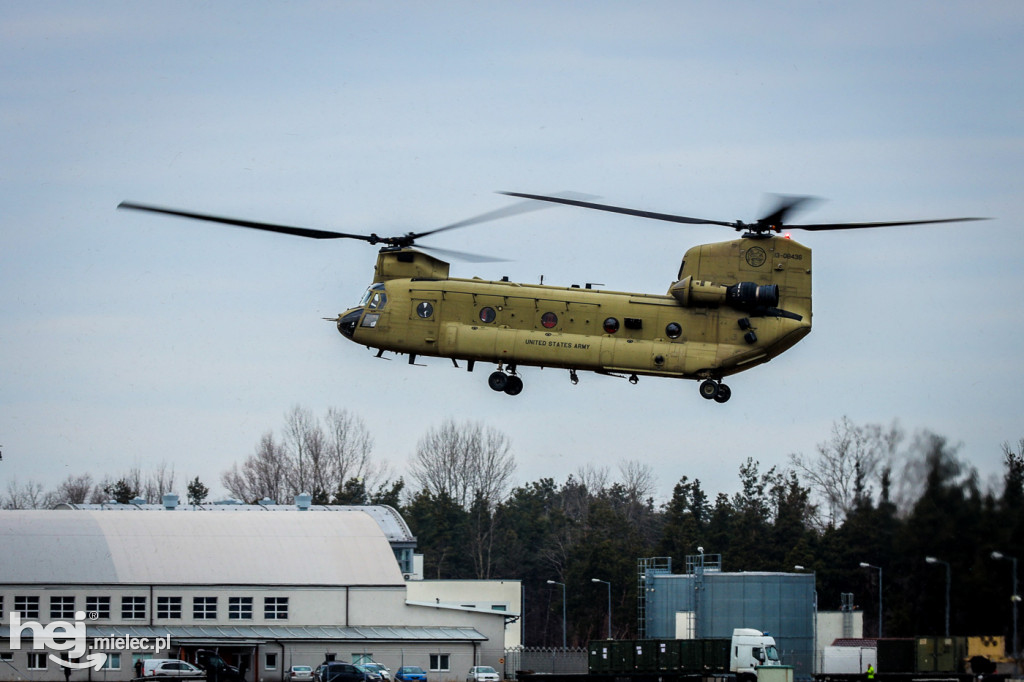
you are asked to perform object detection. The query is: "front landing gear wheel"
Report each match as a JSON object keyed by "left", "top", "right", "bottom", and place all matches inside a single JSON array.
[
  {"left": 699, "top": 379, "right": 719, "bottom": 400},
  {"left": 504, "top": 375, "right": 524, "bottom": 395},
  {"left": 488, "top": 371, "right": 508, "bottom": 392}
]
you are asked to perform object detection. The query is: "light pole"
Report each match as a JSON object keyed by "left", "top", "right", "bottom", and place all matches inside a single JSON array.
[
  {"left": 547, "top": 580, "right": 566, "bottom": 649},
  {"left": 925, "top": 556, "right": 951, "bottom": 637},
  {"left": 592, "top": 579, "right": 611, "bottom": 639},
  {"left": 859, "top": 562, "right": 884, "bottom": 638},
  {"left": 991, "top": 551, "right": 1019, "bottom": 668}
]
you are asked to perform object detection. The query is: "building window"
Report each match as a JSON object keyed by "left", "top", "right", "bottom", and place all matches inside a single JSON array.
[
  {"left": 352, "top": 654, "right": 373, "bottom": 665},
  {"left": 50, "top": 596, "right": 76, "bottom": 620},
  {"left": 0, "top": 595, "right": 4, "bottom": 619},
  {"left": 264, "top": 597, "right": 288, "bottom": 620},
  {"left": 193, "top": 597, "right": 217, "bottom": 620},
  {"left": 28, "top": 653, "right": 48, "bottom": 670},
  {"left": 429, "top": 654, "right": 450, "bottom": 672},
  {"left": 156, "top": 596, "right": 182, "bottom": 619},
  {"left": 102, "top": 653, "right": 122, "bottom": 670},
  {"left": 228, "top": 597, "right": 253, "bottom": 620},
  {"left": 86, "top": 596, "right": 111, "bottom": 619},
  {"left": 122, "top": 596, "right": 146, "bottom": 620},
  {"left": 15, "top": 596, "right": 40, "bottom": 619},
  {"left": 265, "top": 654, "right": 277, "bottom": 671},
  {"left": 0, "top": 653, "right": 13, "bottom": 662}
]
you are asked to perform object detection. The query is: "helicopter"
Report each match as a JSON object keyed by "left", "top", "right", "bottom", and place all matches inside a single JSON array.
[{"left": 117, "top": 194, "right": 983, "bottom": 401}]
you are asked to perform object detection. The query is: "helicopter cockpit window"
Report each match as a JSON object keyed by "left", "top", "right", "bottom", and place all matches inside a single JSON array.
[
  {"left": 479, "top": 307, "right": 496, "bottom": 323},
  {"left": 359, "top": 283, "right": 385, "bottom": 307},
  {"left": 416, "top": 301, "right": 434, "bottom": 319},
  {"left": 368, "top": 292, "right": 387, "bottom": 310}
]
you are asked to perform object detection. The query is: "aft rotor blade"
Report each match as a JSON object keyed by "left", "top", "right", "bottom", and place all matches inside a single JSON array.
[
  {"left": 791, "top": 217, "right": 989, "bottom": 231},
  {"left": 499, "top": 191, "right": 738, "bottom": 228},
  {"left": 758, "top": 195, "right": 820, "bottom": 227},
  {"left": 117, "top": 202, "right": 378, "bottom": 242}
]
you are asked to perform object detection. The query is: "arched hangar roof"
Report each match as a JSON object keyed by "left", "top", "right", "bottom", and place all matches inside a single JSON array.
[{"left": 0, "top": 509, "right": 405, "bottom": 586}]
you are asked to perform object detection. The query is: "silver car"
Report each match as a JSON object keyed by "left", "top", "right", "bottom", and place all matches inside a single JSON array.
[{"left": 466, "top": 667, "right": 499, "bottom": 682}]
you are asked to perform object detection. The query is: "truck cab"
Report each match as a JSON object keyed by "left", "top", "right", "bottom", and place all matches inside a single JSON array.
[{"left": 731, "top": 628, "right": 781, "bottom": 681}]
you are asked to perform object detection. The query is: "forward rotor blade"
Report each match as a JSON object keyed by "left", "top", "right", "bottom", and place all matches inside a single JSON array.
[
  {"left": 413, "top": 197, "right": 558, "bottom": 240},
  {"left": 117, "top": 202, "right": 377, "bottom": 242},
  {"left": 499, "top": 191, "right": 737, "bottom": 228},
  {"left": 791, "top": 217, "right": 989, "bottom": 231},
  {"left": 416, "top": 243, "right": 509, "bottom": 263}
]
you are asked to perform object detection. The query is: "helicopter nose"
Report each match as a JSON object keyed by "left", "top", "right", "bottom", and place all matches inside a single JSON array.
[{"left": 336, "top": 307, "right": 363, "bottom": 339}]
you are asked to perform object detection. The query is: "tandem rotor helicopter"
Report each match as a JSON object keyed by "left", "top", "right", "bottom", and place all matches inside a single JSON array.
[{"left": 118, "top": 193, "right": 983, "bottom": 402}]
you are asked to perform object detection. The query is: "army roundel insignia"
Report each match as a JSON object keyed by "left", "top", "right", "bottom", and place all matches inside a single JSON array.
[{"left": 745, "top": 246, "right": 767, "bottom": 267}]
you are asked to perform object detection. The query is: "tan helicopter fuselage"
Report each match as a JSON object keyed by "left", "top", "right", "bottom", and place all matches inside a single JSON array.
[{"left": 336, "top": 235, "right": 812, "bottom": 384}]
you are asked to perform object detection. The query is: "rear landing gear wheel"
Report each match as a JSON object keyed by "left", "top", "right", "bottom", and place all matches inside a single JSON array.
[
  {"left": 504, "top": 375, "right": 524, "bottom": 395},
  {"left": 488, "top": 371, "right": 508, "bottom": 392},
  {"left": 699, "top": 379, "right": 719, "bottom": 400},
  {"left": 714, "top": 383, "right": 731, "bottom": 403}
]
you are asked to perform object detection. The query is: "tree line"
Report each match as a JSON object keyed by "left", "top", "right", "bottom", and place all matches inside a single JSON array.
[{"left": 4, "top": 410, "right": 1022, "bottom": 651}]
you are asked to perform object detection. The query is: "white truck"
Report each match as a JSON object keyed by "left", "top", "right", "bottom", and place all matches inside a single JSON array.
[{"left": 730, "top": 628, "right": 782, "bottom": 681}]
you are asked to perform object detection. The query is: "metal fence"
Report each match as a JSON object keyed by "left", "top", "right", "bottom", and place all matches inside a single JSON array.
[{"left": 503, "top": 647, "right": 588, "bottom": 679}]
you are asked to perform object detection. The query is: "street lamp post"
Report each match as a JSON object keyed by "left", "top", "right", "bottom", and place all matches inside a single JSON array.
[
  {"left": 991, "top": 551, "right": 1019, "bottom": 669},
  {"left": 547, "top": 580, "right": 566, "bottom": 649},
  {"left": 859, "top": 562, "right": 884, "bottom": 638},
  {"left": 592, "top": 579, "right": 611, "bottom": 639},
  {"left": 925, "top": 556, "right": 951, "bottom": 637}
]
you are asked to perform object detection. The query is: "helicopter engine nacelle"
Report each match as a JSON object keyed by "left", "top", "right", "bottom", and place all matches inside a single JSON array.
[{"left": 670, "top": 276, "right": 779, "bottom": 310}]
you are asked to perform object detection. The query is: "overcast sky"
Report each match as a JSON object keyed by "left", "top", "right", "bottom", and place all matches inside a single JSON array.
[{"left": 3, "top": 1, "right": 1022, "bottom": 505}]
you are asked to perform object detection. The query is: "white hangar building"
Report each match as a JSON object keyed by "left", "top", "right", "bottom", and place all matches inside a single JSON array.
[{"left": 0, "top": 507, "right": 508, "bottom": 682}]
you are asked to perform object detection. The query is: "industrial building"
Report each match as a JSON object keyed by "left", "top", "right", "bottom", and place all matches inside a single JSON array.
[
  {"left": 0, "top": 503, "right": 509, "bottom": 682},
  {"left": 639, "top": 556, "right": 817, "bottom": 677}
]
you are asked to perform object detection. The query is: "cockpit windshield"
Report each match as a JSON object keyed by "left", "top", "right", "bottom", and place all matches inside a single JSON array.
[
  {"left": 764, "top": 646, "right": 780, "bottom": 662},
  {"left": 359, "top": 283, "right": 386, "bottom": 307}
]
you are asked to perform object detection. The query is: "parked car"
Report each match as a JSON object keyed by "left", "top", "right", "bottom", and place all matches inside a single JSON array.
[
  {"left": 143, "top": 659, "right": 206, "bottom": 678},
  {"left": 288, "top": 666, "right": 314, "bottom": 682},
  {"left": 195, "top": 650, "right": 245, "bottom": 682},
  {"left": 315, "top": 662, "right": 381, "bottom": 682},
  {"left": 361, "top": 663, "right": 391, "bottom": 681},
  {"left": 466, "top": 666, "right": 500, "bottom": 682},
  {"left": 394, "top": 667, "right": 427, "bottom": 682}
]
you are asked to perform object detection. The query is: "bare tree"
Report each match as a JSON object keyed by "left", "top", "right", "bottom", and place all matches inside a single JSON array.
[
  {"left": 789, "top": 416, "right": 901, "bottom": 525},
  {"left": 408, "top": 419, "right": 516, "bottom": 509},
  {"left": 283, "top": 406, "right": 321, "bottom": 496},
  {"left": 54, "top": 473, "right": 94, "bottom": 504},
  {"left": 222, "top": 407, "right": 387, "bottom": 505},
  {"left": 3, "top": 478, "right": 57, "bottom": 509},
  {"left": 324, "top": 408, "right": 388, "bottom": 498},
  {"left": 142, "top": 462, "right": 176, "bottom": 503},
  {"left": 618, "top": 459, "right": 656, "bottom": 503},
  {"left": 222, "top": 431, "right": 290, "bottom": 502}
]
